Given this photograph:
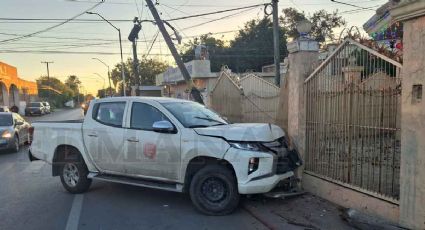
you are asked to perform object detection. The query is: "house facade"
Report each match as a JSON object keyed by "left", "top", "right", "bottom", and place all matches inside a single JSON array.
[{"left": 0, "top": 61, "right": 38, "bottom": 110}]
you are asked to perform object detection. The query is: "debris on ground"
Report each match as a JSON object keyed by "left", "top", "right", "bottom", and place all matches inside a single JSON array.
[
  {"left": 243, "top": 193, "right": 356, "bottom": 230},
  {"left": 341, "top": 208, "right": 406, "bottom": 230}
]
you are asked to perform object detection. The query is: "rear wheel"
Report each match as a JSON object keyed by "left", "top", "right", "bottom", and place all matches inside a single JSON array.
[
  {"left": 189, "top": 164, "right": 240, "bottom": 215},
  {"left": 59, "top": 152, "right": 92, "bottom": 194}
]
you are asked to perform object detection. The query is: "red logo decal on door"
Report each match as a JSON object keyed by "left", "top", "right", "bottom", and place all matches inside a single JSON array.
[{"left": 144, "top": 143, "right": 156, "bottom": 159}]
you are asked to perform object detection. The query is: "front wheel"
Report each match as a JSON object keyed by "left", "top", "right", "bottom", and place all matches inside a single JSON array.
[
  {"left": 59, "top": 156, "right": 92, "bottom": 194},
  {"left": 11, "top": 135, "right": 19, "bottom": 153},
  {"left": 189, "top": 164, "right": 240, "bottom": 215}
]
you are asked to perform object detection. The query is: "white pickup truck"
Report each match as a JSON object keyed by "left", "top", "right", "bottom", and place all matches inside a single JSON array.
[{"left": 29, "top": 97, "right": 301, "bottom": 215}]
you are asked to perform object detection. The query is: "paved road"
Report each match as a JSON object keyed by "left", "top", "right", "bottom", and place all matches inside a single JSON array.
[{"left": 0, "top": 108, "right": 267, "bottom": 230}]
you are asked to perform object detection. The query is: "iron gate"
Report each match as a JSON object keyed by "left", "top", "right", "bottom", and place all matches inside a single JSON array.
[{"left": 304, "top": 39, "right": 402, "bottom": 201}]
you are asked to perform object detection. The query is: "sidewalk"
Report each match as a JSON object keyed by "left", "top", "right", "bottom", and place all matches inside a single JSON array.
[{"left": 243, "top": 193, "right": 355, "bottom": 230}]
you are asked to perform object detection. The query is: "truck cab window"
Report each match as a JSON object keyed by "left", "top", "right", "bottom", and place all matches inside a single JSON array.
[
  {"left": 93, "top": 102, "right": 126, "bottom": 127},
  {"left": 130, "top": 102, "right": 170, "bottom": 130}
]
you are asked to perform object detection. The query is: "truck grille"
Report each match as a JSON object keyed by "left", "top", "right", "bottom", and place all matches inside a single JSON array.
[{"left": 261, "top": 137, "right": 302, "bottom": 174}]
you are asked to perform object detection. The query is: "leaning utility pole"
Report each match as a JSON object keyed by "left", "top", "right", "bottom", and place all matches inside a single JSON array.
[
  {"left": 145, "top": 0, "right": 204, "bottom": 104},
  {"left": 272, "top": 0, "right": 281, "bottom": 87},
  {"left": 41, "top": 61, "right": 53, "bottom": 102}
]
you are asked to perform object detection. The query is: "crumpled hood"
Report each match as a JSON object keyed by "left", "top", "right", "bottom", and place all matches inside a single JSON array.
[{"left": 194, "top": 123, "right": 284, "bottom": 142}]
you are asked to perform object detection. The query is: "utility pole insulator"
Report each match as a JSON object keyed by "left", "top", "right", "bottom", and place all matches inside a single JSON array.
[{"left": 128, "top": 23, "right": 142, "bottom": 42}]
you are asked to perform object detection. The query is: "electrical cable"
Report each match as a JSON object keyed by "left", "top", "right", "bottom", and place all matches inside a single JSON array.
[
  {"left": 0, "top": 4, "right": 264, "bottom": 24},
  {"left": 0, "top": 1, "right": 104, "bottom": 43},
  {"left": 181, "top": 7, "right": 258, "bottom": 31},
  {"left": 330, "top": 0, "right": 377, "bottom": 11},
  {"left": 145, "top": 30, "right": 160, "bottom": 58}
]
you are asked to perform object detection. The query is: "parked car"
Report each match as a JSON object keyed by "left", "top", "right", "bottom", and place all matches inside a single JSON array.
[
  {"left": 0, "top": 112, "right": 31, "bottom": 152},
  {"left": 29, "top": 97, "right": 301, "bottom": 215},
  {"left": 25, "top": 102, "right": 45, "bottom": 116},
  {"left": 0, "top": 106, "right": 10, "bottom": 112},
  {"left": 42, "top": 102, "right": 51, "bottom": 114}
]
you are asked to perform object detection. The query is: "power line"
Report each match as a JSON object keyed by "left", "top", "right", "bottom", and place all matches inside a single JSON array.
[
  {"left": 330, "top": 0, "right": 377, "bottom": 11},
  {"left": 0, "top": 49, "right": 280, "bottom": 57},
  {"left": 166, "top": 3, "right": 265, "bottom": 22},
  {"left": 145, "top": 30, "right": 160, "bottom": 58},
  {"left": 0, "top": 32, "right": 118, "bottom": 42},
  {"left": 0, "top": 30, "right": 240, "bottom": 48},
  {"left": 181, "top": 7, "right": 258, "bottom": 31},
  {"left": 0, "top": 3, "right": 264, "bottom": 24},
  {"left": 0, "top": 1, "right": 104, "bottom": 43}
]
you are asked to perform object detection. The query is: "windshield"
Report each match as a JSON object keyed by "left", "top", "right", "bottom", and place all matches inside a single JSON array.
[
  {"left": 0, "top": 114, "right": 13, "bottom": 126},
  {"left": 162, "top": 102, "right": 228, "bottom": 128},
  {"left": 29, "top": 102, "right": 41, "bottom": 107}
]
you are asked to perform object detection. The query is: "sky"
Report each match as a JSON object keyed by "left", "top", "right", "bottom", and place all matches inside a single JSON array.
[{"left": 0, "top": 0, "right": 387, "bottom": 94}]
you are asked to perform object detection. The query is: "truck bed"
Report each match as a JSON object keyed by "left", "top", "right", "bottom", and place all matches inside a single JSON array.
[{"left": 30, "top": 121, "right": 85, "bottom": 164}]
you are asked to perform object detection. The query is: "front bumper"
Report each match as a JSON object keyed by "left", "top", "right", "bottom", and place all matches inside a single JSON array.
[
  {"left": 238, "top": 171, "right": 294, "bottom": 194},
  {"left": 26, "top": 110, "right": 42, "bottom": 115},
  {"left": 224, "top": 137, "right": 302, "bottom": 194},
  {"left": 224, "top": 147, "right": 296, "bottom": 194},
  {"left": 0, "top": 138, "right": 14, "bottom": 150}
]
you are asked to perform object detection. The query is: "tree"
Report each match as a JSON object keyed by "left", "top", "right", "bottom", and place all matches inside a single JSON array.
[
  {"left": 65, "top": 75, "right": 82, "bottom": 102},
  {"left": 37, "top": 76, "right": 74, "bottom": 108},
  {"left": 65, "top": 75, "right": 81, "bottom": 94},
  {"left": 97, "top": 87, "right": 116, "bottom": 98},
  {"left": 180, "top": 18, "right": 287, "bottom": 73},
  {"left": 281, "top": 8, "right": 346, "bottom": 42},
  {"left": 85, "top": 94, "right": 95, "bottom": 101},
  {"left": 110, "top": 58, "right": 168, "bottom": 94},
  {"left": 228, "top": 17, "right": 287, "bottom": 72}
]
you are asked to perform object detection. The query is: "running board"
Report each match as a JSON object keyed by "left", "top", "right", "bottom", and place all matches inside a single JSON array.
[{"left": 89, "top": 173, "right": 183, "bottom": 192}]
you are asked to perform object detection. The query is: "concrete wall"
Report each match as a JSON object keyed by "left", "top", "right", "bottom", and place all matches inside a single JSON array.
[
  {"left": 398, "top": 15, "right": 425, "bottom": 230},
  {"left": 286, "top": 45, "right": 319, "bottom": 162},
  {"left": 303, "top": 173, "right": 400, "bottom": 222}
]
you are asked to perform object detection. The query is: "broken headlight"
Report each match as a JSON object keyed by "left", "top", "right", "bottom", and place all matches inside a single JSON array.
[{"left": 228, "top": 142, "right": 262, "bottom": 152}]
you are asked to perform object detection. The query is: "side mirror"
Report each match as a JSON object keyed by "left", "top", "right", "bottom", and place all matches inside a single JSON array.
[
  {"left": 15, "top": 121, "right": 24, "bottom": 126},
  {"left": 152, "top": 120, "right": 175, "bottom": 133}
]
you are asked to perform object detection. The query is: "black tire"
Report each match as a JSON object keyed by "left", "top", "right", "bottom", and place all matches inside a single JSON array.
[
  {"left": 59, "top": 152, "right": 92, "bottom": 194},
  {"left": 11, "top": 135, "right": 19, "bottom": 153},
  {"left": 189, "top": 164, "right": 240, "bottom": 215}
]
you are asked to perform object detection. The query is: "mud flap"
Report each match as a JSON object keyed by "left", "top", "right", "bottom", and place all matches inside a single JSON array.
[{"left": 28, "top": 150, "right": 40, "bottom": 161}]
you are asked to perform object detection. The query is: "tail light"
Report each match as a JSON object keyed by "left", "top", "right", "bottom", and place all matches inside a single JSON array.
[{"left": 28, "top": 126, "right": 34, "bottom": 144}]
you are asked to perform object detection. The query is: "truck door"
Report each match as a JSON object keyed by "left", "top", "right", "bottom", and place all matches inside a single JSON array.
[
  {"left": 123, "top": 101, "right": 181, "bottom": 181},
  {"left": 82, "top": 101, "right": 128, "bottom": 174}
]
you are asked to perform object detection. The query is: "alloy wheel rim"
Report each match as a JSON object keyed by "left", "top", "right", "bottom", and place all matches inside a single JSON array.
[{"left": 63, "top": 163, "right": 79, "bottom": 187}]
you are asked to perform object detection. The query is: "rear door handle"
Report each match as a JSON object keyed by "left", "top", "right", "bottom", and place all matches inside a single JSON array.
[
  {"left": 127, "top": 137, "right": 139, "bottom": 143},
  {"left": 88, "top": 133, "right": 98, "bottom": 137}
]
